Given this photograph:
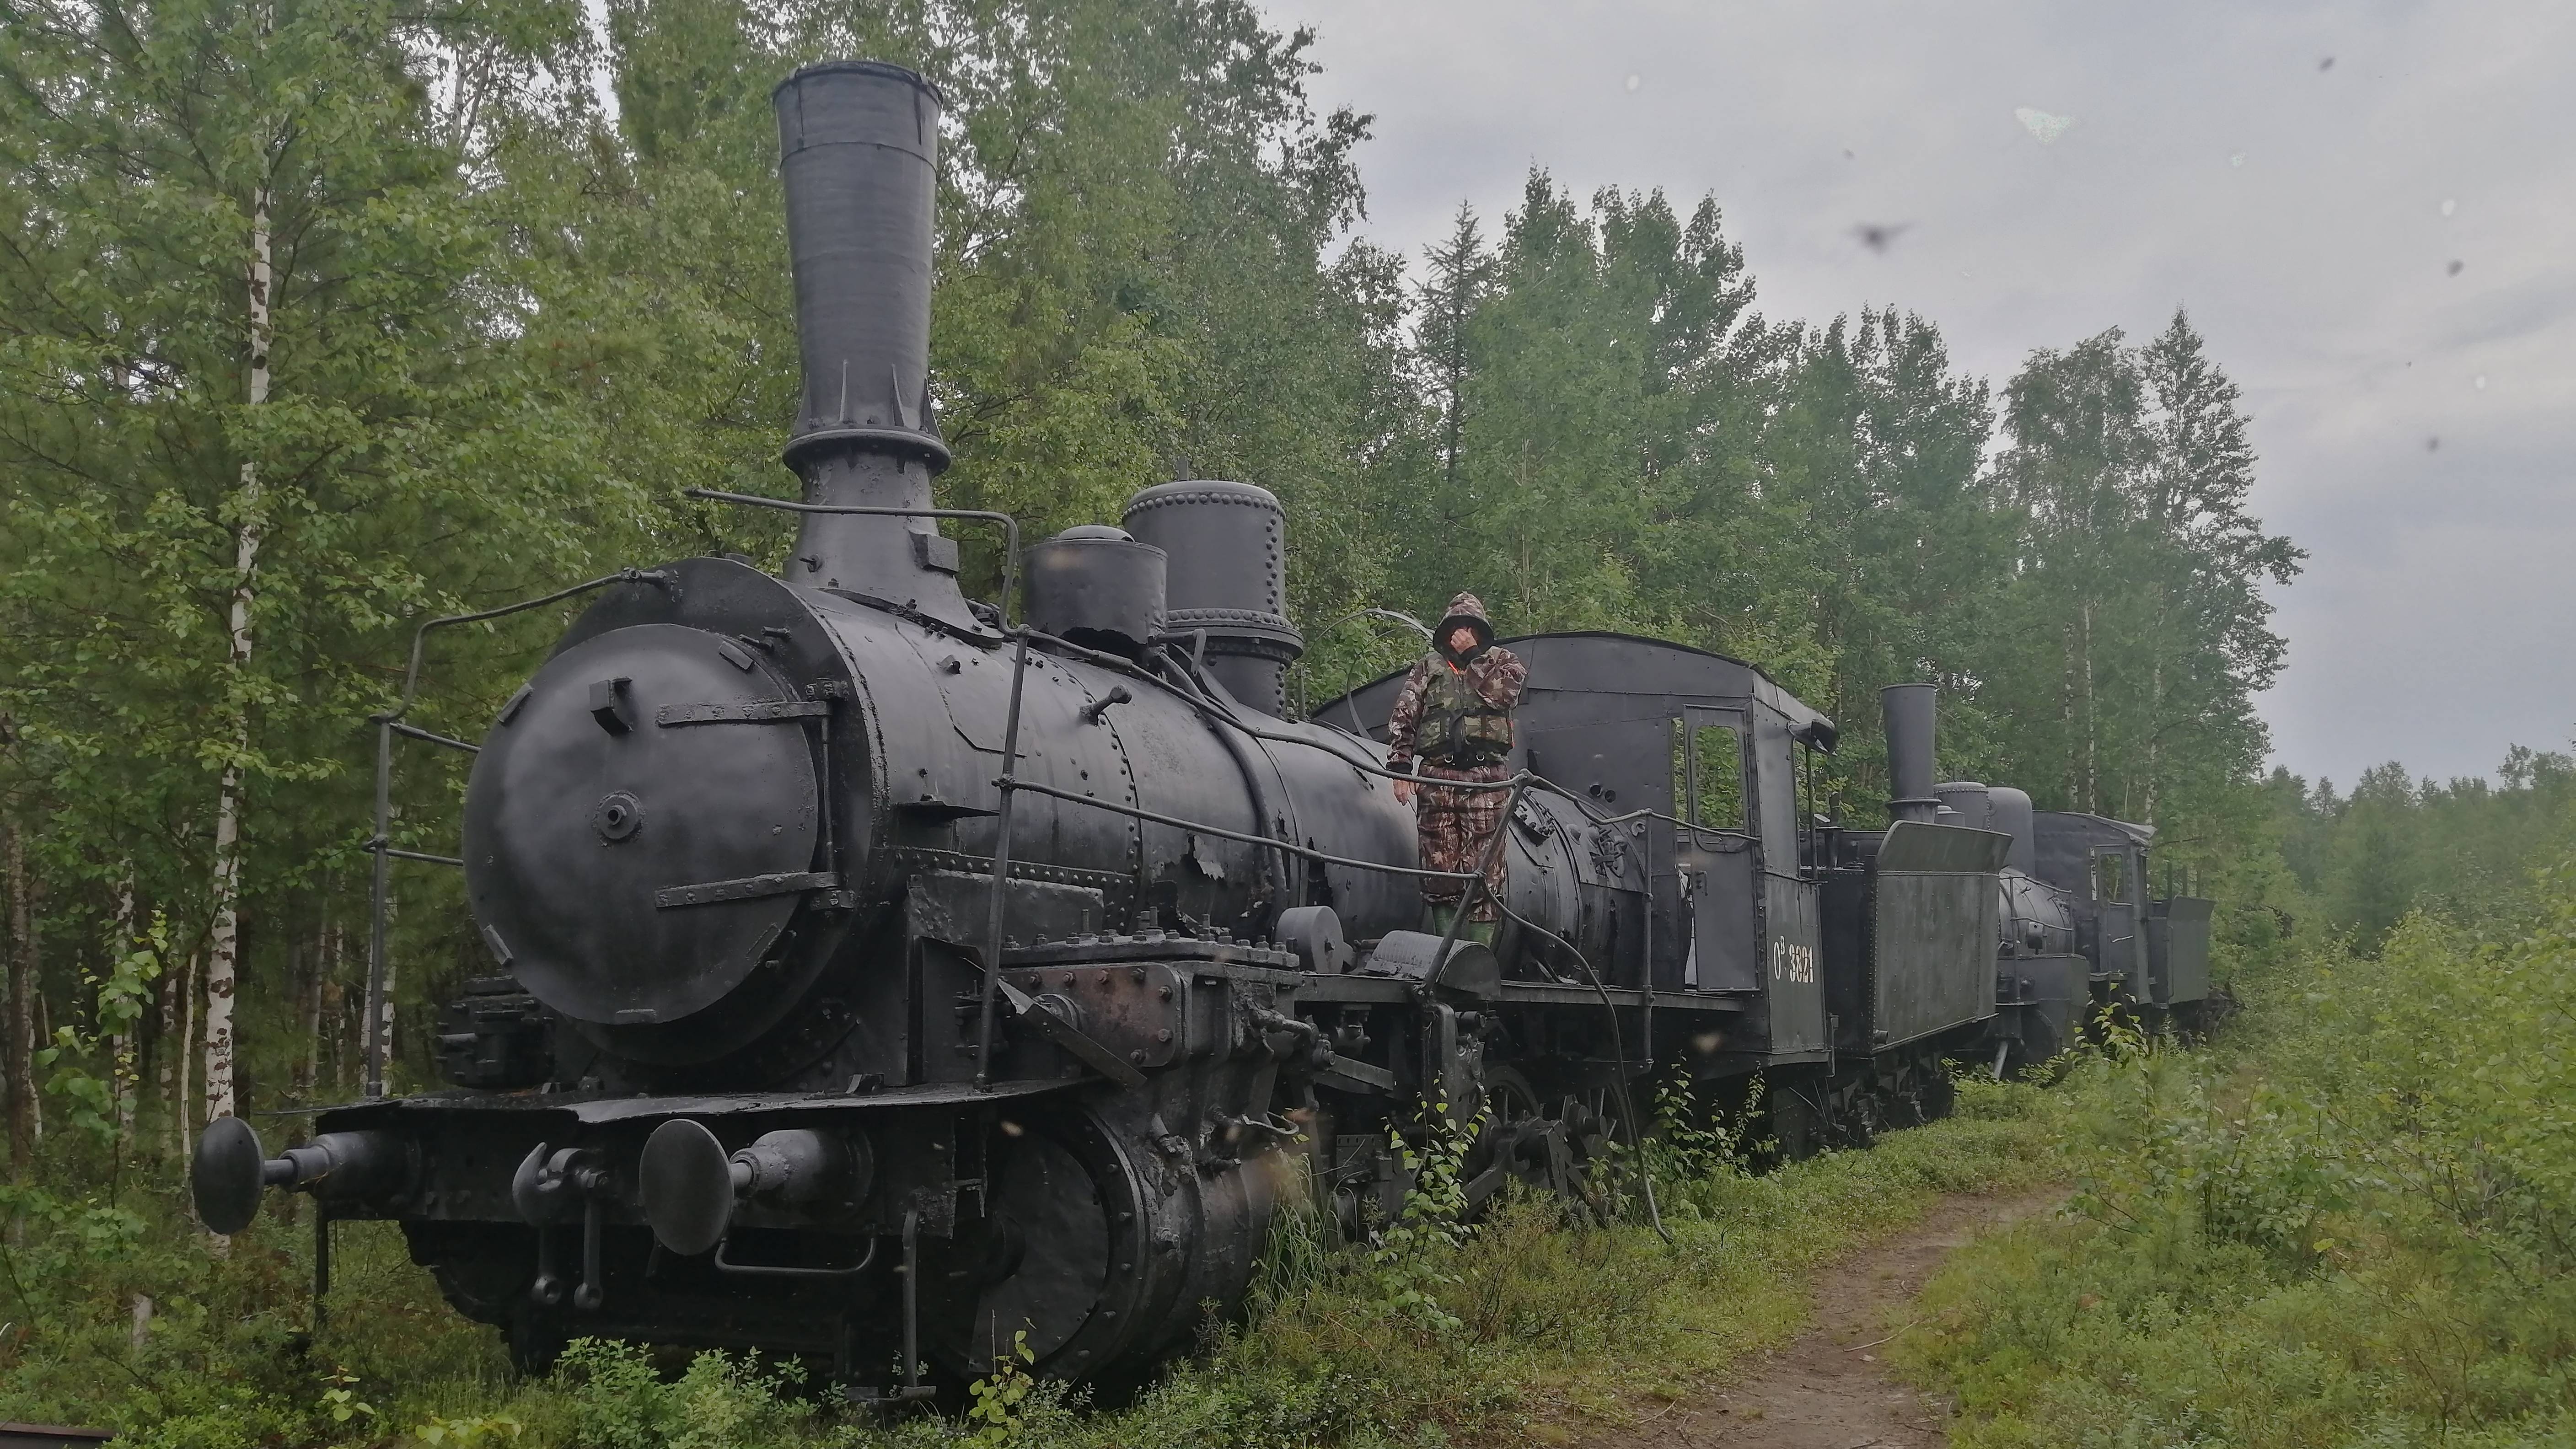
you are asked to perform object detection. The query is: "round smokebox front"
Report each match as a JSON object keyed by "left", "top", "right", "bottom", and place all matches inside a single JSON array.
[{"left": 463, "top": 623, "right": 823, "bottom": 1026}]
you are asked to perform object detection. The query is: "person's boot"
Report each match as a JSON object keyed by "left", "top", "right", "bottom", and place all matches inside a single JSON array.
[
  {"left": 1462, "top": 918, "right": 1497, "bottom": 947},
  {"left": 1424, "top": 901, "right": 1458, "bottom": 935}
]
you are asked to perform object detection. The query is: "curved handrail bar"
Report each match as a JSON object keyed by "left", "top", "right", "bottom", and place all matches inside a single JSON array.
[
  {"left": 683, "top": 487, "right": 1035, "bottom": 1093},
  {"left": 361, "top": 566, "right": 675, "bottom": 1100}
]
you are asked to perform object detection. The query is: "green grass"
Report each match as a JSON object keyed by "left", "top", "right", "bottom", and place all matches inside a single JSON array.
[
  {"left": 0, "top": 1084, "right": 2060, "bottom": 1448},
  {"left": 1896, "top": 876, "right": 2576, "bottom": 1448}
]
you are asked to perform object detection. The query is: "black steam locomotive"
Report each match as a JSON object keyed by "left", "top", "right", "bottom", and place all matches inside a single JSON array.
[
  {"left": 1936, "top": 783, "right": 2216, "bottom": 1075},
  {"left": 189, "top": 59, "right": 2211, "bottom": 1395}
]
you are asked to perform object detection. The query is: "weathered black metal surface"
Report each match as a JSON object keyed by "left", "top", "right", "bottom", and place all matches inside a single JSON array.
[
  {"left": 1321, "top": 632, "right": 1836, "bottom": 997},
  {"left": 1121, "top": 481, "right": 1302, "bottom": 714},
  {"left": 2148, "top": 895, "right": 2216, "bottom": 1006},
  {"left": 1867, "top": 821, "right": 2008, "bottom": 1049},
  {"left": 192, "top": 1116, "right": 267, "bottom": 1234},
  {"left": 1025, "top": 526, "right": 1165, "bottom": 658},
  {"left": 1881, "top": 684, "right": 1939, "bottom": 824},
  {"left": 237, "top": 49, "right": 2221, "bottom": 1401},
  {"left": 1937, "top": 781, "right": 2039, "bottom": 875},
  {"left": 775, "top": 60, "right": 943, "bottom": 471},
  {"left": 1362, "top": 930, "right": 1502, "bottom": 1000},
  {"left": 1761, "top": 870, "right": 1828, "bottom": 1056},
  {"left": 1994, "top": 953, "right": 2088, "bottom": 1068},
  {"left": 463, "top": 622, "right": 822, "bottom": 1028},
  {"left": 639, "top": 1118, "right": 735, "bottom": 1255},
  {"left": 772, "top": 61, "right": 981, "bottom": 631}
]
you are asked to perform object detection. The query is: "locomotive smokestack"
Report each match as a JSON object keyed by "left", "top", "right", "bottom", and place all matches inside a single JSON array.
[
  {"left": 1881, "top": 683, "right": 1939, "bottom": 826},
  {"left": 773, "top": 62, "right": 977, "bottom": 629}
]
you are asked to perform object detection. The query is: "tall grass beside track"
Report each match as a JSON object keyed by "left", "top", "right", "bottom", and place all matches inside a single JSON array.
[
  {"left": 0, "top": 1081, "right": 2061, "bottom": 1448},
  {"left": 1900, "top": 870, "right": 2576, "bottom": 1448}
]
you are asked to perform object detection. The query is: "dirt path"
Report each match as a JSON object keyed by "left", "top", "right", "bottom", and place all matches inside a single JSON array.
[{"left": 1586, "top": 1189, "right": 2060, "bottom": 1449}]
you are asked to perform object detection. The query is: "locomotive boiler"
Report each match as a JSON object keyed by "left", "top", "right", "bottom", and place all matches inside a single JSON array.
[{"left": 192, "top": 59, "right": 2044, "bottom": 1397}]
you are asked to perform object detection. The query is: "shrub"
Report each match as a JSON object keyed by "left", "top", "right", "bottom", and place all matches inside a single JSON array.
[{"left": 1903, "top": 872, "right": 2576, "bottom": 1447}]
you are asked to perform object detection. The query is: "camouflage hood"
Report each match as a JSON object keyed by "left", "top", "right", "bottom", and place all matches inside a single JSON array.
[{"left": 1434, "top": 592, "right": 1495, "bottom": 656}]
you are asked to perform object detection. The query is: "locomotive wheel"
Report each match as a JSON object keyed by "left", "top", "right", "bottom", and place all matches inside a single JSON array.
[
  {"left": 1463, "top": 1067, "right": 1575, "bottom": 1211},
  {"left": 960, "top": 1131, "right": 1107, "bottom": 1366},
  {"left": 1556, "top": 1083, "right": 1647, "bottom": 1224},
  {"left": 1460, "top": 1069, "right": 1644, "bottom": 1222},
  {"left": 922, "top": 1104, "right": 1176, "bottom": 1383},
  {"left": 1765, "top": 1084, "right": 1827, "bottom": 1162}
]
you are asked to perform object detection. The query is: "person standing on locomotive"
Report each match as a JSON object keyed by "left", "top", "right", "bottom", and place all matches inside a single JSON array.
[{"left": 1387, "top": 593, "right": 1528, "bottom": 943}]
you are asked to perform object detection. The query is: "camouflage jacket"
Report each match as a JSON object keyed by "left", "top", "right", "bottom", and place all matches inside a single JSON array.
[{"left": 1386, "top": 645, "right": 1528, "bottom": 771}]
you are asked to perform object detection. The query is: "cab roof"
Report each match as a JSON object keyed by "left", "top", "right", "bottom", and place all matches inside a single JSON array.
[{"left": 1315, "top": 630, "right": 1837, "bottom": 749}]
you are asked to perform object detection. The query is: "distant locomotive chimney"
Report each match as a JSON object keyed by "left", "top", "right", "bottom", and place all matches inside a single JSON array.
[
  {"left": 1986, "top": 785, "right": 2036, "bottom": 873},
  {"left": 772, "top": 62, "right": 980, "bottom": 630},
  {"left": 1881, "top": 683, "right": 1939, "bottom": 826}
]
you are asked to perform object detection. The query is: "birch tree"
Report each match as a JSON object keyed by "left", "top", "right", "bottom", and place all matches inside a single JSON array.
[
  {"left": 202, "top": 0, "right": 278, "bottom": 1127},
  {"left": 0, "top": 0, "right": 609, "bottom": 1135}
]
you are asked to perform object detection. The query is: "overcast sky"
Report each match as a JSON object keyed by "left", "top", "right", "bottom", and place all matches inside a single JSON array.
[{"left": 1253, "top": 0, "right": 2575, "bottom": 790}]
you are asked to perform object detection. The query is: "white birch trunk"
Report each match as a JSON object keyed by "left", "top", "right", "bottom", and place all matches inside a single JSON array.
[
  {"left": 176, "top": 950, "right": 198, "bottom": 1163},
  {"left": 203, "top": 182, "right": 272, "bottom": 1129},
  {"left": 374, "top": 951, "right": 396, "bottom": 1091}
]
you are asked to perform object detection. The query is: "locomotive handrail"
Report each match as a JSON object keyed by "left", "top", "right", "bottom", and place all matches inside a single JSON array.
[
  {"left": 681, "top": 487, "right": 1038, "bottom": 1092},
  {"left": 388, "top": 721, "right": 478, "bottom": 754},
  {"left": 1308, "top": 606, "right": 1432, "bottom": 735},
  {"left": 680, "top": 488, "right": 1025, "bottom": 627},
  {"left": 1315, "top": 606, "right": 1434, "bottom": 642},
  {"left": 361, "top": 566, "right": 676, "bottom": 1100},
  {"left": 378, "top": 568, "right": 677, "bottom": 723},
  {"left": 997, "top": 776, "right": 1483, "bottom": 882}
]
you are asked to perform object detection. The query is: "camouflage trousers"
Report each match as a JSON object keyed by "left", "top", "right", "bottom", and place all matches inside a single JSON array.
[{"left": 1414, "top": 762, "right": 1511, "bottom": 921}]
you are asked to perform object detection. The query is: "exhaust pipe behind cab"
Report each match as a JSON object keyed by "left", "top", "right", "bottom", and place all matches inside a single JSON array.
[{"left": 1880, "top": 682, "right": 1940, "bottom": 825}]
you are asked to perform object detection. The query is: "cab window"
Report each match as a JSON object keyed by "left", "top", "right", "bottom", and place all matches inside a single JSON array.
[
  {"left": 2093, "top": 849, "right": 2130, "bottom": 902},
  {"left": 1671, "top": 720, "right": 1745, "bottom": 831}
]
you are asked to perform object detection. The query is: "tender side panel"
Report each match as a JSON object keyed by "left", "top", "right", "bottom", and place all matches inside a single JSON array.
[
  {"left": 1866, "top": 822, "right": 2009, "bottom": 1051},
  {"left": 2147, "top": 896, "right": 2216, "bottom": 1007}
]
